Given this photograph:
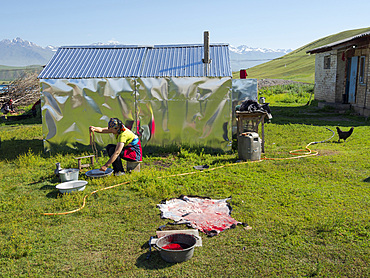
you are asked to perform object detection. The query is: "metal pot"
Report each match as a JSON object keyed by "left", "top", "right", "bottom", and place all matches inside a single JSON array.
[
  {"left": 154, "top": 233, "right": 198, "bottom": 263},
  {"left": 59, "top": 168, "right": 79, "bottom": 182}
]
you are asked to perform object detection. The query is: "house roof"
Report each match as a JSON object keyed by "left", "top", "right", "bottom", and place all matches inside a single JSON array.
[
  {"left": 306, "top": 31, "right": 370, "bottom": 54},
  {"left": 38, "top": 44, "right": 232, "bottom": 79}
]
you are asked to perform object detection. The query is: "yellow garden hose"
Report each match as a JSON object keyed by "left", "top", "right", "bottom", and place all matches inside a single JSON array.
[
  {"left": 43, "top": 181, "right": 130, "bottom": 216},
  {"left": 42, "top": 161, "right": 263, "bottom": 216},
  {"left": 43, "top": 128, "right": 334, "bottom": 216},
  {"left": 263, "top": 141, "right": 318, "bottom": 161},
  {"left": 263, "top": 127, "right": 334, "bottom": 161}
]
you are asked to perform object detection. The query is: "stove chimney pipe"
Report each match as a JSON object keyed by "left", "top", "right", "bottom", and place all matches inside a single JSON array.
[{"left": 203, "top": 31, "right": 210, "bottom": 64}]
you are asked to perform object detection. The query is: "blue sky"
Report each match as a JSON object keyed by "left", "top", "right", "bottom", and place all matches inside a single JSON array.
[{"left": 2, "top": 0, "right": 369, "bottom": 50}]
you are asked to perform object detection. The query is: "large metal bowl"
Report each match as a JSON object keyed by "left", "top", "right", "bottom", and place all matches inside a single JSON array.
[
  {"left": 56, "top": 180, "right": 88, "bottom": 193},
  {"left": 85, "top": 168, "right": 113, "bottom": 178},
  {"left": 154, "top": 233, "right": 197, "bottom": 263}
]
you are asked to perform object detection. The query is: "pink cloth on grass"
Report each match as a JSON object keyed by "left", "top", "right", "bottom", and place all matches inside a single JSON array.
[{"left": 157, "top": 196, "right": 241, "bottom": 236}]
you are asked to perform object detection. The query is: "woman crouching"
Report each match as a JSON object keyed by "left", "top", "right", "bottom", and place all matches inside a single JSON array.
[{"left": 89, "top": 118, "right": 142, "bottom": 176}]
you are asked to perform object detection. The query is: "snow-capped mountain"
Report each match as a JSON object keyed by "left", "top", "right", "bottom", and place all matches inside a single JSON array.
[
  {"left": 45, "top": 45, "right": 59, "bottom": 52},
  {"left": 229, "top": 45, "right": 292, "bottom": 55},
  {"left": 229, "top": 45, "right": 292, "bottom": 71},
  {"left": 91, "top": 41, "right": 121, "bottom": 46},
  {"left": 0, "top": 38, "right": 56, "bottom": 67},
  {"left": 0, "top": 38, "right": 292, "bottom": 71}
]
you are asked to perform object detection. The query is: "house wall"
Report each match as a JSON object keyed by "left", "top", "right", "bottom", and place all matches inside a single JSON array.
[
  {"left": 366, "top": 52, "right": 370, "bottom": 116},
  {"left": 335, "top": 51, "right": 346, "bottom": 102},
  {"left": 314, "top": 51, "right": 337, "bottom": 102},
  {"left": 311, "top": 37, "right": 370, "bottom": 117}
]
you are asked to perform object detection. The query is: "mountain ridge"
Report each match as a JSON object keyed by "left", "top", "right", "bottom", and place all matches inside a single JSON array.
[
  {"left": 0, "top": 37, "right": 291, "bottom": 70},
  {"left": 229, "top": 45, "right": 292, "bottom": 55},
  {"left": 229, "top": 45, "right": 292, "bottom": 70},
  {"left": 0, "top": 37, "right": 57, "bottom": 67},
  {"left": 2, "top": 27, "right": 369, "bottom": 82}
]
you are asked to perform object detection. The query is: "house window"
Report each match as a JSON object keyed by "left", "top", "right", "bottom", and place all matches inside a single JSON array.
[
  {"left": 324, "top": 56, "right": 331, "bottom": 69},
  {"left": 359, "top": 56, "right": 366, "bottom": 84}
]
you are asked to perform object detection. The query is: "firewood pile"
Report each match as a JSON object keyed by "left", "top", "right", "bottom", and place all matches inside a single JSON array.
[{"left": 0, "top": 72, "right": 40, "bottom": 113}]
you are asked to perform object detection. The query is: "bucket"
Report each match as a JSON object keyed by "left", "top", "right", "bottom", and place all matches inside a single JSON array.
[
  {"left": 238, "top": 132, "right": 261, "bottom": 161},
  {"left": 240, "top": 69, "right": 247, "bottom": 79},
  {"left": 154, "top": 233, "right": 197, "bottom": 263},
  {"left": 126, "top": 161, "right": 141, "bottom": 173},
  {"left": 59, "top": 168, "right": 79, "bottom": 182}
]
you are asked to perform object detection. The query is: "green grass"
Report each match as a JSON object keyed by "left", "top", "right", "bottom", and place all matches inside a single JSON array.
[
  {"left": 259, "top": 83, "right": 315, "bottom": 105},
  {"left": 0, "top": 65, "right": 42, "bottom": 81},
  {"left": 233, "top": 27, "right": 370, "bottom": 83},
  {"left": 0, "top": 96, "right": 369, "bottom": 277}
]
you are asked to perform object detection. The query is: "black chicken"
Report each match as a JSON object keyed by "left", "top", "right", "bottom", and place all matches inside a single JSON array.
[{"left": 336, "top": 127, "right": 354, "bottom": 142}]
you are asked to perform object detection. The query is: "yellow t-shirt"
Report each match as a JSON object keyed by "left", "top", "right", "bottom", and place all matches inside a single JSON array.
[{"left": 116, "top": 128, "right": 137, "bottom": 147}]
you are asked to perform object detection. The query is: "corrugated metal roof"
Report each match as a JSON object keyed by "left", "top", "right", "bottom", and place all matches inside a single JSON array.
[
  {"left": 38, "top": 44, "right": 232, "bottom": 79},
  {"left": 306, "top": 31, "right": 370, "bottom": 54}
]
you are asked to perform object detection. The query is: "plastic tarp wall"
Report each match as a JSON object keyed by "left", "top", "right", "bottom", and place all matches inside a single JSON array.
[
  {"left": 39, "top": 77, "right": 245, "bottom": 152},
  {"left": 137, "top": 77, "right": 232, "bottom": 150},
  {"left": 40, "top": 78, "right": 136, "bottom": 152},
  {"left": 231, "top": 79, "right": 258, "bottom": 134}
]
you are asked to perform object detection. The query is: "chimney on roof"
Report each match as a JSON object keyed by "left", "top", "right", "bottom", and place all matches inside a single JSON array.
[{"left": 203, "top": 31, "right": 210, "bottom": 64}]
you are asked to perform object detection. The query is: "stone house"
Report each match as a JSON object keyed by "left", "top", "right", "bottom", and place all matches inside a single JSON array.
[{"left": 307, "top": 31, "right": 370, "bottom": 117}]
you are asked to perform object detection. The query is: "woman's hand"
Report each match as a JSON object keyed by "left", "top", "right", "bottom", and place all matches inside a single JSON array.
[
  {"left": 99, "top": 165, "right": 108, "bottom": 172},
  {"left": 89, "top": 126, "right": 110, "bottom": 133}
]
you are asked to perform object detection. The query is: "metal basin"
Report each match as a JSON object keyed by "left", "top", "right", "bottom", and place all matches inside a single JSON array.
[
  {"left": 154, "top": 233, "right": 197, "bottom": 263},
  {"left": 85, "top": 168, "right": 113, "bottom": 178},
  {"left": 59, "top": 168, "right": 79, "bottom": 182}
]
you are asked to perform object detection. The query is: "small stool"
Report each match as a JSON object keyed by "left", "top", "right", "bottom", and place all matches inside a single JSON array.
[
  {"left": 126, "top": 161, "right": 141, "bottom": 173},
  {"left": 75, "top": 155, "right": 95, "bottom": 170}
]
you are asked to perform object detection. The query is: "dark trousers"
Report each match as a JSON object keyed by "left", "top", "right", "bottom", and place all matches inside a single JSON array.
[{"left": 106, "top": 144, "right": 136, "bottom": 173}]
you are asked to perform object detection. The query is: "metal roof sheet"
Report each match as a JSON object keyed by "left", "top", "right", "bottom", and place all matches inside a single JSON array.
[
  {"left": 38, "top": 44, "right": 232, "bottom": 79},
  {"left": 306, "top": 31, "right": 370, "bottom": 54}
]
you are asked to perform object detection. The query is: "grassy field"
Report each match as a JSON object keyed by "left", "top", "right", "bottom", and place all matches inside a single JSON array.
[
  {"left": 232, "top": 27, "right": 370, "bottom": 83},
  {"left": 0, "top": 91, "right": 369, "bottom": 277},
  {"left": 0, "top": 65, "right": 42, "bottom": 82}
]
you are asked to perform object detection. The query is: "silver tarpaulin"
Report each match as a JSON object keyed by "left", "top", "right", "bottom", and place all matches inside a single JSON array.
[
  {"left": 40, "top": 77, "right": 243, "bottom": 152},
  {"left": 231, "top": 79, "right": 258, "bottom": 134}
]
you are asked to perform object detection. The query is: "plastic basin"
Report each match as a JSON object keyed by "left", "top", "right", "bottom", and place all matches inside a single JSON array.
[{"left": 56, "top": 180, "right": 87, "bottom": 193}]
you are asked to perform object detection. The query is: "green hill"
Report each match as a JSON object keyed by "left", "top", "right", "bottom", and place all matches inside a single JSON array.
[
  {"left": 233, "top": 27, "right": 370, "bottom": 83},
  {"left": 0, "top": 65, "right": 42, "bottom": 82}
]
